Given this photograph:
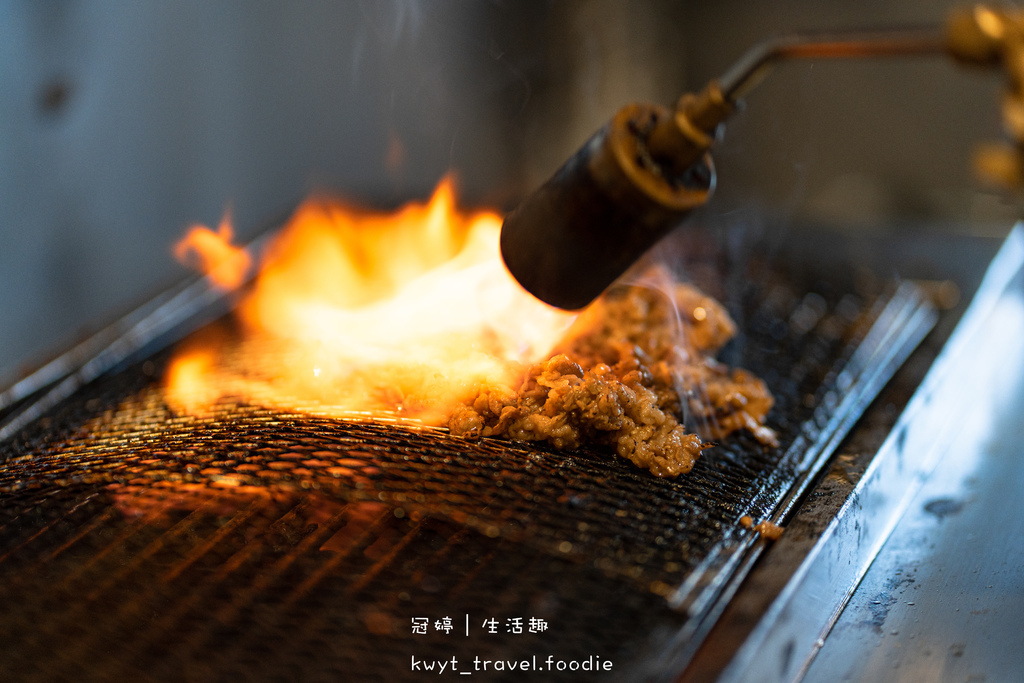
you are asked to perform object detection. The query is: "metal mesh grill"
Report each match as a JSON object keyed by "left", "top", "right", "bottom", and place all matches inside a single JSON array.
[{"left": 0, "top": 256, "right": 930, "bottom": 682}]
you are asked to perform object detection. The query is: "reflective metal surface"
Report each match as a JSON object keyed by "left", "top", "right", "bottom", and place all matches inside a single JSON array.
[
  {"left": 803, "top": 231, "right": 1024, "bottom": 681},
  {"left": 718, "top": 224, "right": 1024, "bottom": 682}
]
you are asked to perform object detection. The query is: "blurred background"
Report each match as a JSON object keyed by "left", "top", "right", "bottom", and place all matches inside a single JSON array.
[{"left": 0, "top": 0, "right": 1016, "bottom": 383}]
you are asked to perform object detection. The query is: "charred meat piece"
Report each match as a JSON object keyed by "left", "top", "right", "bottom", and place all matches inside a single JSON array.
[{"left": 449, "top": 268, "right": 776, "bottom": 477}]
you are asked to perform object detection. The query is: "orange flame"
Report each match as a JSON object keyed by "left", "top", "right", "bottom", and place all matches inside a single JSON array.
[
  {"left": 173, "top": 211, "right": 252, "bottom": 289},
  {"left": 163, "top": 326, "right": 230, "bottom": 415},
  {"left": 166, "top": 177, "right": 575, "bottom": 423}
]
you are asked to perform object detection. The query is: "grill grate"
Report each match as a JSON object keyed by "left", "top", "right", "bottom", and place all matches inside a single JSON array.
[{"left": 0, "top": 254, "right": 933, "bottom": 682}]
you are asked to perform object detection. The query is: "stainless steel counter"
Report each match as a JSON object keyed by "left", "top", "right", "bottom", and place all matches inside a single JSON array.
[
  {"left": 683, "top": 225, "right": 1024, "bottom": 682},
  {"left": 804, "top": 233, "right": 1024, "bottom": 681}
]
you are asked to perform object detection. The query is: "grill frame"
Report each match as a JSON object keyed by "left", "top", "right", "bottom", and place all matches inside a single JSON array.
[{"left": 0, "top": 222, "right": 939, "bottom": 682}]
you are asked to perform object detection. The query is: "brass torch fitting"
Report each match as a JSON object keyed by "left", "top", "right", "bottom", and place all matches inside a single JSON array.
[
  {"left": 947, "top": 5, "right": 1024, "bottom": 189},
  {"left": 946, "top": 5, "right": 1007, "bottom": 67},
  {"left": 646, "top": 81, "right": 735, "bottom": 175}
]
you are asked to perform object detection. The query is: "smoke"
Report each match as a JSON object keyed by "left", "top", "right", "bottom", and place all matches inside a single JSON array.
[{"left": 358, "top": 0, "right": 423, "bottom": 47}]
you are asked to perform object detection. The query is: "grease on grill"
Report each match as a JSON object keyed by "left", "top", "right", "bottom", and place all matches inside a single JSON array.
[{"left": 449, "top": 269, "right": 776, "bottom": 477}]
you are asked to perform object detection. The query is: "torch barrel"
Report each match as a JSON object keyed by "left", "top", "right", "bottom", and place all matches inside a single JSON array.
[{"left": 500, "top": 102, "right": 718, "bottom": 311}]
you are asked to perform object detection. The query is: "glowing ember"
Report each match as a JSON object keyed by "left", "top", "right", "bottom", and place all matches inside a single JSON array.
[
  {"left": 173, "top": 211, "right": 253, "bottom": 290},
  {"left": 165, "top": 177, "right": 576, "bottom": 424}
]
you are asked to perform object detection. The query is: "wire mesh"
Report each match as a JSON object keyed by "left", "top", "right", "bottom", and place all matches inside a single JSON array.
[{"left": 0, "top": 254, "right": 928, "bottom": 682}]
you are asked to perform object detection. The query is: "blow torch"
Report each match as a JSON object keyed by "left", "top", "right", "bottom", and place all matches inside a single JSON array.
[{"left": 500, "top": 6, "right": 1024, "bottom": 310}]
